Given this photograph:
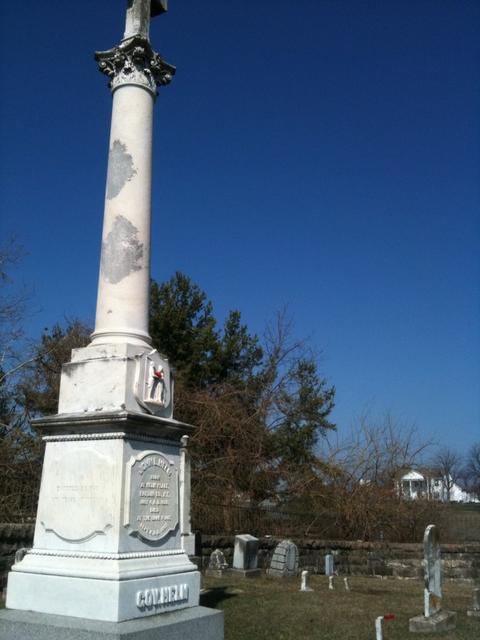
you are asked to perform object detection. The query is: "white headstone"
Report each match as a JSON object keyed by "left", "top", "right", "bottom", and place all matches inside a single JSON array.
[
  {"left": 325, "top": 553, "right": 334, "bottom": 576},
  {"left": 328, "top": 575, "right": 334, "bottom": 590},
  {"left": 300, "top": 570, "right": 313, "bottom": 592},
  {"left": 409, "top": 524, "right": 457, "bottom": 632},
  {"left": 233, "top": 534, "right": 259, "bottom": 571},
  {"left": 423, "top": 524, "right": 442, "bottom": 618}
]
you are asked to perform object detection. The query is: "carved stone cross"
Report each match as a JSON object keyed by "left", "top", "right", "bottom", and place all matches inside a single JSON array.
[{"left": 124, "top": 0, "right": 168, "bottom": 41}]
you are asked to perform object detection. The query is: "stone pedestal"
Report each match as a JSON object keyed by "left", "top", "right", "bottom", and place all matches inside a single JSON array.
[
  {"left": 231, "top": 534, "right": 260, "bottom": 577},
  {"left": 229, "top": 568, "right": 261, "bottom": 578},
  {"left": 5, "top": 411, "right": 200, "bottom": 623},
  {"left": 409, "top": 610, "right": 457, "bottom": 633}
]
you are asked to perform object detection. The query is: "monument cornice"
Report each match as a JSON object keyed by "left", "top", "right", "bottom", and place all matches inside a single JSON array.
[
  {"left": 95, "top": 36, "right": 175, "bottom": 96},
  {"left": 32, "top": 410, "right": 194, "bottom": 441}
]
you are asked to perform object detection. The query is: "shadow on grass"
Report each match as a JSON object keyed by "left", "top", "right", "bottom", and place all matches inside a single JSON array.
[{"left": 200, "top": 587, "right": 238, "bottom": 608}]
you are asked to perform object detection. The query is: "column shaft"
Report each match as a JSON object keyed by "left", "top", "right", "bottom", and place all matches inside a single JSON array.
[{"left": 91, "top": 84, "right": 154, "bottom": 347}]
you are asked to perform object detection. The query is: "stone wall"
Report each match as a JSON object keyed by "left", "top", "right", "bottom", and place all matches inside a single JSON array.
[
  {"left": 1, "top": 527, "right": 479, "bottom": 594},
  {"left": 0, "top": 524, "right": 34, "bottom": 593},
  {"left": 199, "top": 535, "right": 480, "bottom": 582}
]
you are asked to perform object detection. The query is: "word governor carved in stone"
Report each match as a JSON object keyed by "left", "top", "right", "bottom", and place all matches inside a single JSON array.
[{"left": 136, "top": 584, "right": 189, "bottom": 610}]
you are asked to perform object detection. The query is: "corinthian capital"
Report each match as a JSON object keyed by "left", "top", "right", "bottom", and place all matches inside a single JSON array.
[{"left": 95, "top": 36, "right": 175, "bottom": 96}]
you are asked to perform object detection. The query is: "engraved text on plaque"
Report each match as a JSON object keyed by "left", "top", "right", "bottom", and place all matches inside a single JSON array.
[{"left": 124, "top": 450, "right": 179, "bottom": 541}]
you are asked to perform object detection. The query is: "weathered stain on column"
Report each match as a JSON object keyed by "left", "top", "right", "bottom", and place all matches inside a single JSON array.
[
  {"left": 101, "top": 215, "right": 144, "bottom": 283},
  {"left": 107, "top": 140, "right": 137, "bottom": 199}
]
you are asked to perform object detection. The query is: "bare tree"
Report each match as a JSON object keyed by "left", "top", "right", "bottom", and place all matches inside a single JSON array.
[
  {"left": 311, "top": 412, "right": 435, "bottom": 541},
  {"left": 331, "top": 412, "right": 432, "bottom": 487},
  {"left": 0, "top": 239, "right": 29, "bottom": 373},
  {"left": 462, "top": 442, "right": 480, "bottom": 499},
  {"left": 431, "top": 447, "right": 463, "bottom": 502}
]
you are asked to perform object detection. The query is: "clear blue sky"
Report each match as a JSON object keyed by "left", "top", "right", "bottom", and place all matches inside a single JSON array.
[{"left": 1, "top": 1, "right": 479, "bottom": 453}]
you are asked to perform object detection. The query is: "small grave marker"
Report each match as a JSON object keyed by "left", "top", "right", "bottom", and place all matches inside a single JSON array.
[
  {"left": 325, "top": 553, "right": 334, "bottom": 576},
  {"left": 375, "top": 614, "right": 395, "bottom": 640},
  {"left": 300, "top": 570, "right": 313, "bottom": 592},
  {"left": 206, "top": 549, "right": 228, "bottom": 578},
  {"left": 268, "top": 540, "right": 299, "bottom": 578}
]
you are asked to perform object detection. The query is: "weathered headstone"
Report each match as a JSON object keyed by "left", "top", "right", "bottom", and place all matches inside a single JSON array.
[
  {"left": 328, "top": 575, "right": 335, "bottom": 590},
  {"left": 231, "top": 534, "right": 260, "bottom": 577},
  {"left": 467, "top": 587, "right": 480, "bottom": 618},
  {"left": 343, "top": 577, "right": 350, "bottom": 592},
  {"left": 205, "top": 549, "right": 229, "bottom": 578},
  {"left": 325, "top": 553, "right": 334, "bottom": 576},
  {"left": 409, "top": 524, "right": 456, "bottom": 633},
  {"left": 0, "top": 3, "right": 222, "bottom": 639},
  {"left": 300, "top": 570, "right": 313, "bottom": 592},
  {"left": 268, "top": 539, "right": 299, "bottom": 578}
]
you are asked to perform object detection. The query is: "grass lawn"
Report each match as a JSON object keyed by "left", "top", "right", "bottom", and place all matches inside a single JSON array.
[
  {"left": 201, "top": 574, "right": 478, "bottom": 640},
  {"left": 1, "top": 575, "right": 477, "bottom": 638}
]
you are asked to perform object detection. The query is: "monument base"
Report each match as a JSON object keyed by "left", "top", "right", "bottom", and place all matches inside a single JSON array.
[
  {"left": 0, "top": 606, "right": 223, "bottom": 640},
  {"left": 467, "top": 610, "right": 480, "bottom": 618},
  {"left": 6, "top": 568, "right": 200, "bottom": 622},
  {"left": 228, "top": 568, "right": 261, "bottom": 578},
  {"left": 205, "top": 569, "right": 229, "bottom": 578},
  {"left": 409, "top": 610, "right": 457, "bottom": 633}
]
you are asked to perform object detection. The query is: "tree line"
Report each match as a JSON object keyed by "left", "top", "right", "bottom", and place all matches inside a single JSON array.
[{"left": 1, "top": 244, "right": 479, "bottom": 540}]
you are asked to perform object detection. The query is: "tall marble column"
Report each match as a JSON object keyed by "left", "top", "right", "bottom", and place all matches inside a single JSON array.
[
  {"left": 1, "top": 3, "right": 222, "bottom": 636},
  {"left": 91, "top": 22, "right": 174, "bottom": 348}
]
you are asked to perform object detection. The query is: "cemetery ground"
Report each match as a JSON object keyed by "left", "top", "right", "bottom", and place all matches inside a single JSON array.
[{"left": 201, "top": 574, "right": 477, "bottom": 640}]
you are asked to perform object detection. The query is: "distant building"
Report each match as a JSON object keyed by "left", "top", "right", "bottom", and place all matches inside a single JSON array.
[{"left": 399, "top": 469, "right": 478, "bottom": 503}]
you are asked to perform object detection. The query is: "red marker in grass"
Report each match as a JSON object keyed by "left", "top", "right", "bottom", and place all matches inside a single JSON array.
[{"left": 375, "top": 614, "right": 395, "bottom": 639}]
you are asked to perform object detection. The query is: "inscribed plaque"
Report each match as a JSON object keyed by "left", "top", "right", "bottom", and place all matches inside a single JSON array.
[{"left": 124, "top": 450, "right": 179, "bottom": 541}]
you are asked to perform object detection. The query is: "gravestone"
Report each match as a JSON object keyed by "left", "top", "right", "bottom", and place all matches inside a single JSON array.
[
  {"left": 205, "top": 549, "right": 229, "bottom": 578},
  {"left": 300, "top": 570, "right": 313, "bottom": 592},
  {"left": 268, "top": 540, "right": 299, "bottom": 578},
  {"left": 409, "top": 524, "right": 456, "bottom": 633},
  {"left": 325, "top": 553, "right": 334, "bottom": 576},
  {"left": 231, "top": 534, "right": 260, "bottom": 577},
  {"left": 467, "top": 587, "right": 480, "bottom": 618}
]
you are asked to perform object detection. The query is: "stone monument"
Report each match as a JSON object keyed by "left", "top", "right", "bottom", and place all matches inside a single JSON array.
[
  {"left": 0, "top": 2, "right": 222, "bottom": 638},
  {"left": 268, "top": 539, "right": 299, "bottom": 578},
  {"left": 231, "top": 534, "right": 261, "bottom": 577},
  {"left": 205, "top": 549, "right": 229, "bottom": 578},
  {"left": 409, "top": 524, "right": 456, "bottom": 634}
]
